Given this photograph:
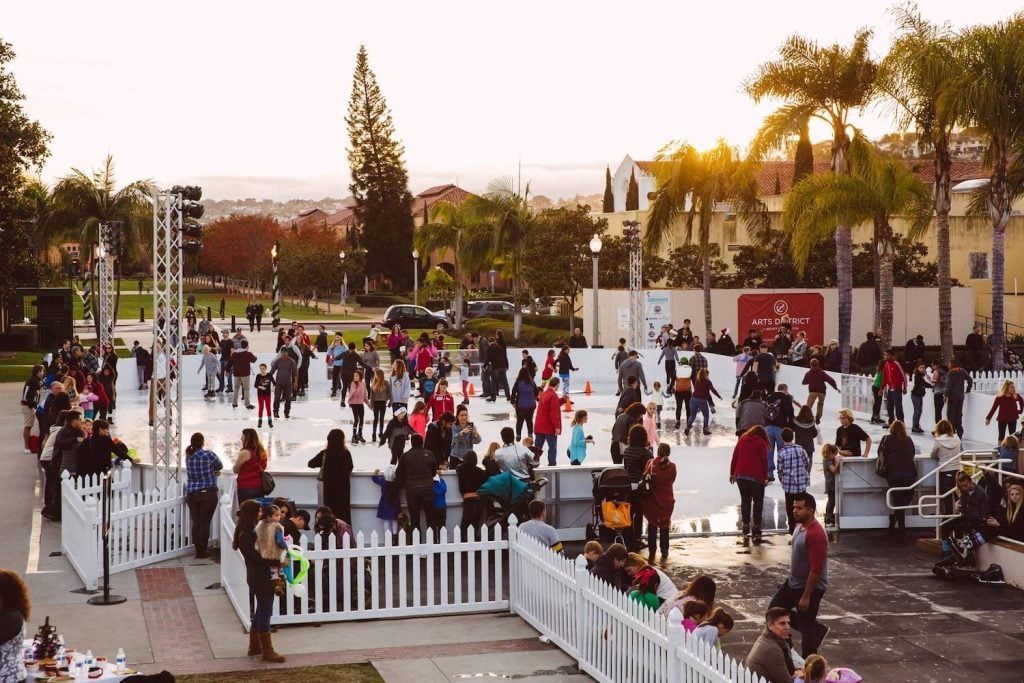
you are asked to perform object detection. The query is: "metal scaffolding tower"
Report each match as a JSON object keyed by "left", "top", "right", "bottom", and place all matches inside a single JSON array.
[
  {"left": 623, "top": 220, "right": 644, "bottom": 350},
  {"left": 151, "top": 191, "right": 184, "bottom": 486},
  {"left": 96, "top": 222, "right": 116, "bottom": 348}
]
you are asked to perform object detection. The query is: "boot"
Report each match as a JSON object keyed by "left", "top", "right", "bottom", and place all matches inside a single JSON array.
[
  {"left": 888, "top": 514, "right": 896, "bottom": 536},
  {"left": 739, "top": 524, "right": 750, "bottom": 547},
  {"left": 247, "top": 629, "right": 261, "bottom": 656},
  {"left": 647, "top": 527, "right": 657, "bottom": 563},
  {"left": 752, "top": 527, "right": 763, "bottom": 546},
  {"left": 259, "top": 632, "right": 285, "bottom": 663},
  {"left": 257, "top": 418, "right": 262, "bottom": 428},
  {"left": 268, "top": 418, "right": 274, "bottom": 428},
  {"left": 659, "top": 528, "right": 670, "bottom": 559}
]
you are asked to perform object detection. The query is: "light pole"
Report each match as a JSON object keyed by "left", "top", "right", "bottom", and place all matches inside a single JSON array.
[
  {"left": 271, "top": 240, "right": 280, "bottom": 329},
  {"left": 339, "top": 251, "right": 347, "bottom": 305},
  {"left": 589, "top": 234, "right": 602, "bottom": 348},
  {"left": 412, "top": 250, "right": 419, "bottom": 306},
  {"left": 623, "top": 220, "right": 643, "bottom": 350}
]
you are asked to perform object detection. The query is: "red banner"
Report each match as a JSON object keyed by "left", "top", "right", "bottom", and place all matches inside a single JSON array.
[{"left": 737, "top": 293, "right": 825, "bottom": 346}]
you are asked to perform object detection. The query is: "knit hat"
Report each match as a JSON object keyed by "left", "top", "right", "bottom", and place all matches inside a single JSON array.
[
  {"left": 395, "top": 407, "right": 408, "bottom": 417},
  {"left": 720, "top": 328, "right": 729, "bottom": 336}
]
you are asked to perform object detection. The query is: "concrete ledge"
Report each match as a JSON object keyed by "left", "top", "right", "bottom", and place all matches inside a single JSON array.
[{"left": 978, "top": 539, "right": 1024, "bottom": 589}]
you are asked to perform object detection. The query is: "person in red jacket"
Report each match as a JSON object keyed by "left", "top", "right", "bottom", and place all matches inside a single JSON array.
[
  {"left": 800, "top": 359, "right": 839, "bottom": 425},
  {"left": 729, "top": 425, "right": 769, "bottom": 546},
  {"left": 427, "top": 379, "right": 455, "bottom": 422},
  {"left": 985, "top": 380, "right": 1024, "bottom": 442},
  {"left": 881, "top": 350, "right": 907, "bottom": 427},
  {"left": 534, "top": 377, "right": 563, "bottom": 466}
]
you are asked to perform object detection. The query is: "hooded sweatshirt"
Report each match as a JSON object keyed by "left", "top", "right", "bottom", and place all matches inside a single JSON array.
[{"left": 931, "top": 433, "right": 962, "bottom": 473}]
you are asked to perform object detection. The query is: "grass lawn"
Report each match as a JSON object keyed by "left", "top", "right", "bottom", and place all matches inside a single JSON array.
[
  {"left": 72, "top": 288, "right": 373, "bottom": 322},
  {"left": 0, "top": 340, "right": 132, "bottom": 383},
  {"left": 176, "top": 663, "right": 382, "bottom": 682}
]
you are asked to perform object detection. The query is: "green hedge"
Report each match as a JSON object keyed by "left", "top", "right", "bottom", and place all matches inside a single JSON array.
[
  {"left": 456, "top": 317, "right": 564, "bottom": 346},
  {"left": 354, "top": 293, "right": 413, "bottom": 307},
  {"left": 523, "top": 314, "right": 583, "bottom": 331}
]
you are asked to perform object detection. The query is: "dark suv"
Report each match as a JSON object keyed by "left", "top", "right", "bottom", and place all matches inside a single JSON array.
[
  {"left": 465, "top": 300, "right": 515, "bottom": 319},
  {"left": 382, "top": 305, "right": 449, "bottom": 330}
]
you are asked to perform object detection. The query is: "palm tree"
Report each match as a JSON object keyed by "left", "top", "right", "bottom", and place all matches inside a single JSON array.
[
  {"left": 50, "top": 155, "right": 155, "bottom": 337},
  {"left": 744, "top": 29, "right": 877, "bottom": 372},
  {"left": 463, "top": 177, "right": 537, "bottom": 338},
  {"left": 939, "top": 14, "right": 1024, "bottom": 370},
  {"left": 877, "top": 4, "right": 960, "bottom": 362},
  {"left": 22, "top": 178, "right": 55, "bottom": 259},
  {"left": 414, "top": 199, "right": 488, "bottom": 329},
  {"left": 646, "top": 140, "right": 767, "bottom": 335},
  {"left": 785, "top": 135, "right": 932, "bottom": 348}
]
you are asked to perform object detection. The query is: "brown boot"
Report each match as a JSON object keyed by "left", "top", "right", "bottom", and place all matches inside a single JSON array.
[
  {"left": 259, "top": 631, "right": 285, "bottom": 663},
  {"left": 247, "top": 629, "right": 261, "bottom": 656}
]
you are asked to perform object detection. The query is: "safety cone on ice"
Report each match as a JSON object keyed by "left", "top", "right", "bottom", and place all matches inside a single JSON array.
[
  {"left": 584, "top": 381, "right": 592, "bottom": 395},
  {"left": 563, "top": 396, "right": 573, "bottom": 412},
  {"left": 468, "top": 384, "right": 475, "bottom": 396}
]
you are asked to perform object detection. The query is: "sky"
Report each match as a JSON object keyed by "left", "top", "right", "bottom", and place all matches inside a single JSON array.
[{"left": 5, "top": 1, "right": 1021, "bottom": 201}]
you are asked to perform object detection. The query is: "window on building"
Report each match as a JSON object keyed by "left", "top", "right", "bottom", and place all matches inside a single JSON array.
[{"left": 968, "top": 252, "right": 989, "bottom": 280}]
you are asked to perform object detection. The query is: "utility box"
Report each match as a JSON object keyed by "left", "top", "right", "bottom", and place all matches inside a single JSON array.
[{"left": 15, "top": 288, "right": 74, "bottom": 350}]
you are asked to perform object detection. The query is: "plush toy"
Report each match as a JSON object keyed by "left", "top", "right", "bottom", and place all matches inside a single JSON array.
[{"left": 286, "top": 545, "right": 310, "bottom": 598}]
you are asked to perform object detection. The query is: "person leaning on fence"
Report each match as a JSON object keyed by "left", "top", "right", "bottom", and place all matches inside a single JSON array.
[
  {"left": 589, "top": 542, "right": 629, "bottom": 592},
  {"left": 76, "top": 418, "right": 129, "bottom": 479},
  {"left": 395, "top": 433, "right": 440, "bottom": 535},
  {"left": 234, "top": 428, "right": 268, "bottom": 504},
  {"left": 185, "top": 432, "right": 223, "bottom": 559},
  {"left": 233, "top": 500, "right": 285, "bottom": 663},
  {"left": 517, "top": 499, "right": 563, "bottom": 553},
  {"left": 876, "top": 420, "right": 918, "bottom": 542},
  {"left": 692, "top": 607, "right": 735, "bottom": 648}
]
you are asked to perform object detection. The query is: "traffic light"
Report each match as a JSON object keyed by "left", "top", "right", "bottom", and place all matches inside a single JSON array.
[{"left": 174, "top": 186, "right": 204, "bottom": 255}]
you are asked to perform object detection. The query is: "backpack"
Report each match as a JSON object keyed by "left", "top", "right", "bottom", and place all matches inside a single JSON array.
[
  {"left": 674, "top": 377, "right": 692, "bottom": 393},
  {"left": 764, "top": 397, "right": 783, "bottom": 423}
]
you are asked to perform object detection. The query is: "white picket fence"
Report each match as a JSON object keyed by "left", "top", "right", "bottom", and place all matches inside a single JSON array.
[
  {"left": 218, "top": 496, "right": 509, "bottom": 627},
  {"left": 508, "top": 526, "right": 766, "bottom": 683},
  {"left": 61, "top": 465, "right": 218, "bottom": 590}
]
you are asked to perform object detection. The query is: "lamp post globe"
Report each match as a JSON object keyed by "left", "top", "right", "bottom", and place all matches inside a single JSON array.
[{"left": 589, "top": 234, "right": 602, "bottom": 347}]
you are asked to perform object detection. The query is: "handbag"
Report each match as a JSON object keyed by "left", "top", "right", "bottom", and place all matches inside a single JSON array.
[
  {"left": 261, "top": 469, "right": 276, "bottom": 496},
  {"left": 637, "top": 459, "right": 655, "bottom": 496},
  {"left": 874, "top": 436, "right": 888, "bottom": 478}
]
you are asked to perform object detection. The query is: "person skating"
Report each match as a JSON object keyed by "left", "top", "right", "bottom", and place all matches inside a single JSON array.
[
  {"left": 254, "top": 364, "right": 273, "bottom": 428},
  {"left": 269, "top": 348, "right": 297, "bottom": 419}
]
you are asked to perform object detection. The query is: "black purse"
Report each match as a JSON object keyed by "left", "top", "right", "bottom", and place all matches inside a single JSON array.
[{"left": 261, "top": 470, "right": 276, "bottom": 496}]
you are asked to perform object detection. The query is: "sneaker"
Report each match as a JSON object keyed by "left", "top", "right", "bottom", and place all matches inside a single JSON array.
[
  {"left": 268, "top": 421, "right": 274, "bottom": 428},
  {"left": 684, "top": 428, "right": 691, "bottom": 436},
  {"left": 912, "top": 427, "right": 924, "bottom": 434},
  {"left": 23, "top": 448, "right": 31, "bottom": 454},
  {"left": 232, "top": 404, "right": 238, "bottom": 408},
  {"left": 246, "top": 404, "right": 255, "bottom": 410},
  {"left": 702, "top": 429, "right": 712, "bottom": 435}
]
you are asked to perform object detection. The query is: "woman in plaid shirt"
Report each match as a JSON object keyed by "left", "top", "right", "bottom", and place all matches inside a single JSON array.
[
  {"left": 185, "top": 432, "right": 223, "bottom": 559},
  {"left": 776, "top": 427, "right": 810, "bottom": 534}
]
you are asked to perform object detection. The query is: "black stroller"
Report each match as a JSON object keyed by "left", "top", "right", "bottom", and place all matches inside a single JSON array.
[{"left": 585, "top": 467, "right": 636, "bottom": 549}]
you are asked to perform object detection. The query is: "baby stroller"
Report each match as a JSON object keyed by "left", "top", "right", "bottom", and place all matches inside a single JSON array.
[
  {"left": 478, "top": 470, "right": 547, "bottom": 528},
  {"left": 585, "top": 467, "right": 635, "bottom": 549}
]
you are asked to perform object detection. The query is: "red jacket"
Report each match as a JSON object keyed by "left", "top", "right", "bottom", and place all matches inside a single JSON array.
[
  {"left": 882, "top": 360, "right": 906, "bottom": 391},
  {"left": 730, "top": 434, "right": 768, "bottom": 484},
  {"left": 802, "top": 367, "right": 839, "bottom": 394},
  {"left": 427, "top": 392, "right": 455, "bottom": 421},
  {"left": 534, "top": 388, "right": 562, "bottom": 435},
  {"left": 987, "top": 394, "right": 1024, "bottom": 422}
]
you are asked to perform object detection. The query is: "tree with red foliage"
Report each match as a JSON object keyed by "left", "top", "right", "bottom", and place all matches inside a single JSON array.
[{"left": 198, "top": 214, "right": 281, "bottom": 280}]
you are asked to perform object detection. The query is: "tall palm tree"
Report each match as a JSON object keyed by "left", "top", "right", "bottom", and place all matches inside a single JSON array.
[
  {"left": 50, "top": 155, "right": 155, "bottom": 337},
  {"left": 414, "top": 199, "right": 489, "bottom": 329},
  {"left": 940, "top": 14, "right": 1024, "bottom": 370},
  {"left": 785, "top": 135, "right": 932, "bottom": 348},
  {"left": 647, "top": 140, "right": 767, "bottom": 335},
  {"left": 463, "top": 177, "right": 537, "bottom": 338},
  {"left": 877, "top": 4, "right": 960, "bottom": 362},
  {"left": 745, "top": 29, "right": 877, "bottom": 372},
  {"left": 22, "top": 178, "right": 55, "bottom": 260}
]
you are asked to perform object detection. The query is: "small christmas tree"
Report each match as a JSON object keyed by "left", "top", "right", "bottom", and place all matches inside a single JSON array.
[{"left": 33, "top": 616, "right": 60, "bottom": 660}]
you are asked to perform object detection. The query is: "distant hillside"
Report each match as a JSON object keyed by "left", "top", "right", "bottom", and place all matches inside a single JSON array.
[
  {"left": 202, "top": 197, "right": 355, "bottom": 223},
  {"left": 529, "top": 193, "right": 604, "bottom": 212}
]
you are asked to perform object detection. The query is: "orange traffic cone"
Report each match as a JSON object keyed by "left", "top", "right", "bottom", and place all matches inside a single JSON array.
[
  {"left": 563, "top": 396, "right": 573, "bottom": 412},
  {"left": 468, "top": 384, "right": 475, "bottom": 396},
  {"left": 584, "top": 381, "right": 592, "bottom": 395}
]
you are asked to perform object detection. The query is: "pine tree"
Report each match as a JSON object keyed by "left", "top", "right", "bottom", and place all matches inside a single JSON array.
[
  {"left": 625, "top": 168, "right": 639, "bottom": 211},
  {"left": 791, "top": 119, "right": 814, "bottom": 187},
  {"left": 345, "top": 45, "right": 414, "bottom": 290},
  {"left": 33, "top": 616, "right": 59, "bottom": 660},
  {"left": 602, "top": 166, "right": 614, "bottom": 212}
]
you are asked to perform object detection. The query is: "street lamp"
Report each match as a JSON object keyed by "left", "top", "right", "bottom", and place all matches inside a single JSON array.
[
  {"left": 488, "top": 268, "right": 496, "bottom": 293},
  {"left": 589, "top": 234, "right": 602, "bottom": 347},
  {"left": 412, "top": 250, "right": 420, "bottom": 305},
  {"left": 339, "top": 251, "right": 347, "bottom": 305}
]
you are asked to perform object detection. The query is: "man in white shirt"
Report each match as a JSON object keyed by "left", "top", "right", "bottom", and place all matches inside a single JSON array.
[
  {"left": 517, "top": 500, "right": 562, "bottom": 553},
  {"left": 496, "top": 427, "right": 535, "bottom": 481}
]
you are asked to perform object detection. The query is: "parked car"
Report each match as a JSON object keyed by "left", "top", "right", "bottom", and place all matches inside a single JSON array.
[
  {"left": 382, "top": 305, "right": 449, "bottom": 330},
  {"left": 465, "top": 300, "right": 515, "bottom": 319}
]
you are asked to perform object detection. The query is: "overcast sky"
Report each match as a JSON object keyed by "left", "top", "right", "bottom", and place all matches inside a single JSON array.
[{"left": 5, "top": 1, "right": 1020, "bottom": 201}]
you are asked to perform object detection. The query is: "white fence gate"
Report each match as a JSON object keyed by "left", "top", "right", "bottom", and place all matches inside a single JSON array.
[
  {"left": 509, "top": 526, "right": 767, "bottom": 683},
  {"left": 218, "top": 496, "right": 508, "bottom": 627},
  {"left": 61, "top": 465, "right": 218, "bottom": 590}
]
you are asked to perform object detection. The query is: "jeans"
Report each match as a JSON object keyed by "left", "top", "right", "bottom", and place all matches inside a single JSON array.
[
  {"left": 273, "top": 383, "right": 292, "bottom": 416},
  {"left": 220, "top": 360, "right": 233, "bottom": 392},
  {"left": 204, "top": 369, "right": 217, "bottom": 393},
  {"left": 339, "top": 373, "right": 353, "bottom": 404},
  {"left": 252, "top": 591, "right": 275, "bottom": 632},
  {"left": 186, "top": 488, "right": 218, "bottom": 555},
  {"left": 685, "top": 397, "right": 710, "bottom": 431},
  {"left": 939, "top": 470, "right": 956, "bottom": 516},
  {"left": 998, "top": 420, "right": 1018, "bottom": 442},
  {"left": 233, "top": 378, "right": 251, "bottom": 407},
  {"left": 910, "top": 394, "right": 923, "bottom": 429},
  {"left": 460, "top": 497, "right": 483, "bottom": 536},
  {"left": 825, "top": 483, "right": 835, "bottom": 522},
  {"left": 351, "top": 404, "right": 365, "bottom": 436},
  {"left": 238, "top": 487, "right": 263, "bottom": 504},
  {"left": 372, "top": 401, "right": 388, "bottom": 438},
  {"left": 871, "top": 386, "right": 883, "bottom": 419},
  {"left": 674, "top": 391, "right": 692, "bottom": 425},
  {"left": 769, "top": 581, "right": 826, "bottom": 657},
  {"left": 490, "top": 368, "right": 510, "bottom": 400},
  {"left": 736, "top": 478, "right": 765, "bottom": 531},
  {"left": 405, "top": 486, "right": 435, "bottom": 534},
  {"left": 889, "top": 486, "right": 913, "bottom": 533},
  {"left": 806, "top": 391, "right": 825, "bottom": 423},
  {"left": 765, "top": 425, "right": 784, "bottom": 477},
  {"left": 515, "top": 406, "right": 535, "bottom": 440},
  {"left": 665, "top": 360, "right": 676, "bottom": 387},
  {"left": 784, "top": 491, "right": 803, "bottom": 533},
  {"left": 885, "top": 389, "right": 905, "bottom": 423},
  {"left": 933, "top": 392, "right": 945, "bottom": 422},
  {"left": 629, "top": 492, "right": 644, "bottom": 551},
  {"left": 733, "top": 375, "right": 743, "bottom": 398},
  {"left": 331, "top": 365, "right": 342, "bottom": 394},
  {"left": 946, "top": 396, "right": 964, "bottom": 437},
  {"left": 559, "top": 372, "right": 571, "bottom": 396},
  {"left": 536, "top": 433, "right": 558, "bottom": 466}
]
